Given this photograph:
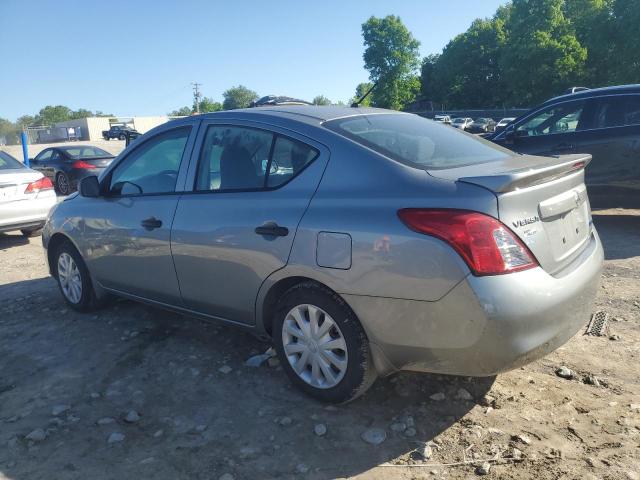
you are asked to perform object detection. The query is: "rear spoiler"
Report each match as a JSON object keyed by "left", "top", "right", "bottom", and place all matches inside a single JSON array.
[{"left": 458, "top": 154, "right": 591, "bottom": 193}]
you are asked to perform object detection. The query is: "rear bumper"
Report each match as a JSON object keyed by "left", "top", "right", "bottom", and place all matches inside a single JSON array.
[
  {"left": 0, "top": 193, "right": 57, "bottom": 233},
  {"left": 344, "top": 230, "right": 604, "bottom": 376}
]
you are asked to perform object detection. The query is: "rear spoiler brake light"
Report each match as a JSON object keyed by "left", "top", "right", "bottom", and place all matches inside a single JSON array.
[{"left": 459, "top": 154, "right": 591, "bottom": 193}]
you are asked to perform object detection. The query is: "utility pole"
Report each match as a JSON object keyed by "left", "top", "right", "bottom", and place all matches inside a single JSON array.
[{"left": 191, "top": 82, "right": 202, "bottom": 114}]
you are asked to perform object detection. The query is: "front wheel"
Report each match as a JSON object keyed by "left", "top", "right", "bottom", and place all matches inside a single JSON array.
[
  {"left": 54, "top": 242, "right": 99, "bottom": 311},
  {"left": 273, "top": 282, "right": 377, "bottom": 403}
]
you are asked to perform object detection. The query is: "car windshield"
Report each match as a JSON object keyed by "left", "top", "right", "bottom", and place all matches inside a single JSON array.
[
  {"left": 0, "top": 151, "right": 25, "bottom": 169},
  {"left": 324, "top": 113, "right": 511, "bottom": 170},
  {"left": 452, "top": 118, "right": 465, "bottom": 124},
  {"left": 474, "top": 118, "right": 488, "bottom": 123},
  {"left": 61, "top": 147, "right": 111, "bottom": 159}
]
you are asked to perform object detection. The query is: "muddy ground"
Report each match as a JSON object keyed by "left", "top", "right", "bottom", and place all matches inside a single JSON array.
[{"left": 0, "top": 209, "right": 638, "bottom": 480}]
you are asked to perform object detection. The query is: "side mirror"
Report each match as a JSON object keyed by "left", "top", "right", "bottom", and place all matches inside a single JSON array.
[{"left": 79, "top": 175, "right": 100, "bottom": 198}]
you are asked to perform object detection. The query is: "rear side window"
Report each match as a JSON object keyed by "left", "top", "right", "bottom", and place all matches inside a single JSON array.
[
  {"left": 324, "top": 114, "right": 509, "bottom": 169},
  {"left": 195, "top": 125, "right": 318, "bottom": 191},
  {"left": 109, "top": 127, "right": 191, "bottom": 195},
  {"left": 593, "top": 95, "right": 640, "bottom": 128},
  {"left": 267, "top": 137, "right": 317, "bottom": 187}
]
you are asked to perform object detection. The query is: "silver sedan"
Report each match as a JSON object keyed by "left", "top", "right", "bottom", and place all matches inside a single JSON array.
[
  {"left": 42, "top": 106, "right": 603, "bottom": 402},
  {"left": 0, "top": 151, "right": 57, "bottom": 236}
]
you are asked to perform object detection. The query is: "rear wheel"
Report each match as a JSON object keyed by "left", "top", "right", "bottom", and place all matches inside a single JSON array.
[
  {"left": 56, "top": 172, "right": 71, "bottom": 196},
  {"left": 20, "top": 227, "right": 42, "bottom": 237},
  {"left": 273, "top": 282, "right": 377, "bottom": 403},
  {"left": 118, "top": 134, "right": 125, "bottom": 140},
  {"left": 54, "top": 241, "right": 99, "bottom": 311}
]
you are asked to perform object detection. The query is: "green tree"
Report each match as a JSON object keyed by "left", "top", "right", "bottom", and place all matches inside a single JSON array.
[
  {"left": 34, "top": 105, "right": 73, "bottom": 125},
  {"left": 361, "top": 15, "right": 421, "bottom": 110},
  {"left": 0, "top": 118, "right": 19, "bottom": 144},
  {"left": 312, "top": 95, "right": 331, "bottom": 106},
  {"left": 501, "top": 0, "right": 587, "bottom": 105},
  {"left": 350, "top": 82, "right": 375, "bottom": 106},
  {"left": 428, "top": 14, "right": 508, "bottom": 108},
  {"left": 419, "top": 54, "right": 440, "bottom": 100},
  {"left": 198, "top": 97, "right": 223, "bottom": 113},
  {"left": 169, "top": 106, "right": 193, "bottom": 116},
  {"left": 70, "top": 108, "right": 94, "bottom": 120},
  {"left": 16, "top": 115, "right": 35, "bottom": 128},
  {"left": 222, "top": 85, "right": 258, "bottom": 110}
]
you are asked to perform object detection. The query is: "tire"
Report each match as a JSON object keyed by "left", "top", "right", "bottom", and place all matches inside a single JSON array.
[
  {"left": 273, "top": 282, "right": 377, "bottom": 403},
  {"left": 56, "top": 172, "right": 71, "bottom": 196},
  {"left": 118, "top": 134, "right": 125, "bottom": 141},
  {"left": 53, "top": 241, "right": 99, "bottom": 312},
  {"left": 20, "top": 227, "right": 42, "bottom": 237}
]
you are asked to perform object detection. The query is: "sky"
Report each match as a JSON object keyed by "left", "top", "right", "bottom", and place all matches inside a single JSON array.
[{"left": 0, "top": 0, "right": 507, "bottom": 121}]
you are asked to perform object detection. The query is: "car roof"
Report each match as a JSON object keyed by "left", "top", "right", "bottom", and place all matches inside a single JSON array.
[
  {"left": 197, "top": 105, "right": 400, "bottom": 126},
  {"left": 543, "top": 84, "right": 640, "bottom": 106}
]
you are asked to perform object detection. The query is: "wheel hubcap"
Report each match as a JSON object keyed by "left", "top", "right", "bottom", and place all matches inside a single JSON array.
[
  {"left": 58, "top": 175, "right": 69, "bottom": 194},
  {"left": 282, "top": 304, "right": 348, "bottom": 389},
  {"left": 57, "top": 252, "right": 82, "bottom": 303}
]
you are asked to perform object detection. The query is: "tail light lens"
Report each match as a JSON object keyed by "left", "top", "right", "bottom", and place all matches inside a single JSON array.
[
  {"left": 24, "top": 176, "right": 54, "bottom": 193},
  {"left": 72, "top": 160, "right": 94, "bottom": 169},
  {"left": 398, "top": 209, "right": 538, "bottom": 276}
]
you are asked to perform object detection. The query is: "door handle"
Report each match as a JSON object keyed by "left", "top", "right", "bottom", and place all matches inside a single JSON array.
[
  {"left": 255, "top": 221, "right": 289, "bottom": 237},
  {"left": 141, "top": 217, "right": 162, "bottom": 230}
]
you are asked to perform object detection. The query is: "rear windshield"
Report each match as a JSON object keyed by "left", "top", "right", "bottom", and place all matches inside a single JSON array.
[
  {"left": 62, "top": 147, "right": 111, "bottom": 158},
  {"left": 324, "top": 114, "right": 510, "bottom": 169},
  {"left": 0, "top": 151, "right": 24, "bottom": 169}
]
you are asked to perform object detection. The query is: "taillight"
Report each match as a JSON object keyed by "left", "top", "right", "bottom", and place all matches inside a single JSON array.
[
  {"left": 397, "top": 209, "right": 538, "bottom": 276},
  {"left": 72, "top": 160, "right": 94, "bottom": 169},
  {"left": 24, "top": 176, "right": 54, "bottom": 193}
]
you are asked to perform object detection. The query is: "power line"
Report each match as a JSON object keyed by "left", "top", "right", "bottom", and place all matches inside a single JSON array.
[{"left": 191, "top": 82, "right": 202, "bottom": 114}]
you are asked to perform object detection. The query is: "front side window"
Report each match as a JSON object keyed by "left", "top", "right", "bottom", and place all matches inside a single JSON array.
[
  {"left": 109, "top": 127, "right": 190, "bottom": 195},
  {"left": 325, "top": 113, "right": 510, "bottom": 170},
  {"left": 35, "top": 149, "right": 53, "bottom": 162},
  {"left": 593, "top": 95, "right": 640, "bottom": 129},
  {"left": 516, "top": 101, "right": 585, "bottom": 136}
]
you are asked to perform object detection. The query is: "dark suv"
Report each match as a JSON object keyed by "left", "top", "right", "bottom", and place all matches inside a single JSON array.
[
  {"left": 488, "top": 84, "right": 640, "bottom": 207},
  {"left": 102, "top": 125, "right": 139, "bottom": 141}
]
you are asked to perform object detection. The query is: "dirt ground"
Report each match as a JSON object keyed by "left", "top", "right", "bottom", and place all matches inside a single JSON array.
[{"left": 0, "top": 209, "right": 638, "bottom": 480}]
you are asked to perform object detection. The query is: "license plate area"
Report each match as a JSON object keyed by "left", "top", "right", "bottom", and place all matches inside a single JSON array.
[
  {"left": 0, "top": 185, "right": 17, "bottom": 202},
  {"left": 541, "top": 200, "right": 590, "bottom": 262}
]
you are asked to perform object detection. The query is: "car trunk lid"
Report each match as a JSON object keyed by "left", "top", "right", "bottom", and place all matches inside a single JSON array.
[
  {"left": 0, "top": 168, "right": 45, "bottom": 203},
  {"left": 428, "top": 153, "right": 593, "bottom": 275}
]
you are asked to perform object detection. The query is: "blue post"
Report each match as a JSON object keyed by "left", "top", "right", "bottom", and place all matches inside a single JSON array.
[{"left": 21, "top": 131, "right": 29, "bottom": 167}]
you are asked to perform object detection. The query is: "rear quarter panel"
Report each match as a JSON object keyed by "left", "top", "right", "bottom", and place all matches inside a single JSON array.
[{"left": 271, "top": 137, "right": 499, "bottom": 303}]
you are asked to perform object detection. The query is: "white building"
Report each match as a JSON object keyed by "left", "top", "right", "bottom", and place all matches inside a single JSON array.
[{"left": 53, "top": 116, "right": 171, "bottom": 141}]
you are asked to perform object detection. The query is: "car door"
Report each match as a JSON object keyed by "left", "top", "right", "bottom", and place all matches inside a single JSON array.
[
  {"left": 32, "top": 149, "right": 54, "bottom": 179},
  {"left": 507, "top": 99, "right": 592, "bottom": 156},
  {"left": 79, "top": 122, "right": 198, "bottom": 304},
  {"left": 577, "top": 94, "right": 640, "bottom": 196},
  {"left": 171, "top": 121, "right": 329, "bottom": 325}
]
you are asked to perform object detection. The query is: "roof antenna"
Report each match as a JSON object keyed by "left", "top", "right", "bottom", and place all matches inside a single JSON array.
[{"left": 351, "top": 82, "right": 377, "bottom": 108}]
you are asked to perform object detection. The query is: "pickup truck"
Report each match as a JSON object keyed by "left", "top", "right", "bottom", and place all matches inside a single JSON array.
[{"left": 102, "top": 125, "right": 139, "bottom": 141}]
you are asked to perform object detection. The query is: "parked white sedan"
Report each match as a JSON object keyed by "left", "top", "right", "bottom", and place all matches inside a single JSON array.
[{"left": 0, "top": 151, "right": 57, "bottom": 236}]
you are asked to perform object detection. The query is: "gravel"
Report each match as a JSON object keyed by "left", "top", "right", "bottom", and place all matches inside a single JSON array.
[
  {"left": 556, "top": 366, "right": 574, "bottom": 379},
  {"left": 361, "top": 428, "right": 387, "bottom": 445}
]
